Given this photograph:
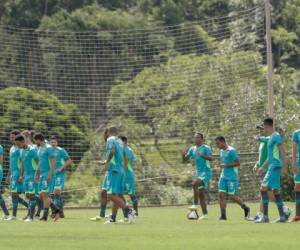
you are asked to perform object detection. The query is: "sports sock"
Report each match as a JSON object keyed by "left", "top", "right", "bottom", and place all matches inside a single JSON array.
[
  {"left": 220, "top": 208, "right": 226, "bottom": 219},
  {"left": 42, "top": 208, "right": 49, "bottom": 220},
  {"left": 0, "top": 196, "right": 9, "bottom": 216},
  {"left": 18, "top": 197, "right": 28, "bottom": 208},
  {"left": 100, "top": 204, "right": 106, "bottom": 218},
  {"left": 12, "top": 194, "right": 19, "bottom": 217},
  {"left": 296, "top": 192, "right": 300, "bottom": 216},
  {"left": 131, "top": 196, "right": 138, "bottom": 216},
  {"left": 261, "top": 191, "right": 269, "bottom": 216},
  {"left": 35, "top": 196, "right": 43, "bottom": 216},
  {"left": 29, "top": 198, "right": 37, "bottom": 220},
  {"left": 274, "top": 193, "right": 284, "bottom": 217}
]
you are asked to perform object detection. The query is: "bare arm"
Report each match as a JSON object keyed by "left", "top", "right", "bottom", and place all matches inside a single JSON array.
[
  {"left": 221, "top": 160, "right": 240, "bottom": 168},
  {"left": 47, "top": 157, "right": 56, "bottom": 182},
  {"left": 292, "top": 141, "right": 298, "bottom": 174}
]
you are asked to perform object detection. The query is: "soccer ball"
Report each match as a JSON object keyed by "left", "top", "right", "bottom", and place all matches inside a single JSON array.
[{"left": 187, "top": 210, "right": 199, "bottom": 220}]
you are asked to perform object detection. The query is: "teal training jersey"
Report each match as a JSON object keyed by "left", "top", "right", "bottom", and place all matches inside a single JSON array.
[
  {"left": 20, "top": 145, "right": 39, "bottom": 178},
  {"left": 106, "top": 136, "right": 124, "bottom": 172},
  {"left": 9, "top": 145, "right": 21, "bottom": 178},
  {"left": 0, "top": 145, "right": 3, "bottom": 170},
  {"left": 255, "top": 136, "right": 269, "bottom": 172},
  {"left": 268, "top": 132, "right": 283, "bottom": 168},
  {"left": 124, "top": 146, "right": 135, "bottom": 173},
  {"left": 292, "top": 129, "right": 300, "bottom": 167},
  {"left": 220, "top": 146, "right": 239, "bottom": 180},
  {"left": 187, "top": 144, "right": 212, "bottom": 176},
  {"left": 37, "top": 144, "right": 56, "bottom": 176},
  {"left": 53, "top": 147, "right": 70, "bottom": 171}
]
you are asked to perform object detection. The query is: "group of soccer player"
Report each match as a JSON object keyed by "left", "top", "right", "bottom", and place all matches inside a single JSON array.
[
  {"left": 90, "top": 127, "right": 138, "bottom": 224},
  {"left": 0, "top": 130, "right": 72, "bottom": 222},
  {"left": 184, "top": 117, "right": 300, "bottom": 223}
]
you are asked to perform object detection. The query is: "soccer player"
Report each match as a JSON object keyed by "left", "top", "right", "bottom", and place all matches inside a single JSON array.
[
  {"left": 119, "top": 135, "right": 139, "bottom": 216},
  {"left": 50, "top": 136, "right": 72, "bottom": 218},
  {"left": 15, "top": 134, "right": 39, "bottom": 222},
  {"left": 255, "top": 117, "right": 288, "bottom": 223},
  {"left": 215, "top": 136, "right": 250, "bottom": 220},
  {"left": 0, "top": 144, "right": 10, "bottom": 220},
  {"left": 291, "top": 126, "right": 300, "bottom": 222},
  {"left": 183, "top": 133, "right": 213, "bottom": 220},
  {"left": 33, "top": 133, "right": 60, "bottom": 221},
  {"left": 6, "top": 130, "right": 29, "bottom": 221},
  {"left": 101, "top": 127, "right": 135, "bottom": 224}
]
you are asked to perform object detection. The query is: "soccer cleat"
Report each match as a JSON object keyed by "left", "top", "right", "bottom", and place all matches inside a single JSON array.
[
  {"left": 188, "top": 205, "right": 198, "bottom": 211},
  {"left": 34, "top": 216, "right": 41, "bottom": 220},
  {"left": 254, "top": 215, "right": 269, "bottom": 223},
  {"left": 127, "top": 209, "right": 136, "bottom": 224},
  {"left": 243, "top": 206, "right": 250, "bottom": 219},
  {"left": 283, "top": 206, "right": 292, "bottom": 220},
  {"left": 219, "top": 216, "right": 227, "bottom": 221},
  {"left": 272, "top": 216, "right": 288, "bottom": 223},
  {"left": 24, "top": 218, "right": 33, "bottom": 223},
  {"left": 1, "top": 215, "right": 10, "bottom": 220},
  {"left": 104, "top": 220, "right": 115, "bottom": 225},
  {"left": 90, "top": 216, "right": 106, "bottom": 222},
  {"left": 198, "top": 214, "right": 208, "bottom": 221},
  {"left": 6, "top": 216, "right": 17, "bottom": 221},
  {"left": 246, "top": 212, "right": 263, "bottom": 222},
  {"left": 289, "top": 216, "right": 300, "bottom": 222},
  {"left": 22, "top": 215, "right": 29, "bottom": 221}
]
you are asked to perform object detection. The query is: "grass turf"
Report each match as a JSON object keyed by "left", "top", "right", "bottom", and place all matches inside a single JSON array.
[{"left": 0, "top": 203, "right": 299, "bottom": 250}]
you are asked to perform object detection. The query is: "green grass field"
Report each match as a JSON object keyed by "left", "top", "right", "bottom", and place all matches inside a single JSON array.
[{"left": 1, "top": 203, "right": 300, "bottom": 250}]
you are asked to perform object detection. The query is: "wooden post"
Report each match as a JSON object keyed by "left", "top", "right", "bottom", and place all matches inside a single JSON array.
[{"left": 265, "top": 0, "right": 274, "bottom": 118}]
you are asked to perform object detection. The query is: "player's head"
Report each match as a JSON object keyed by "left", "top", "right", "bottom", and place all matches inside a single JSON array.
[
  {"left": 14, "top": 134, "right": 26, "bottom": 148},
  {"left": 33, "top": 133, "right": 45, "bottom": 146},
  {"left": 104, "top": 128, "right": 109, "bottom": 142},
  {"left": 193, "top": 132, "right": 204, "bottom": 145},
  {"left": 215, "top": 136, "right": 226, "bottom": 149},
  {"left": 50, "top": 135, "right": 58, "bottom": 147},
  {"left": 108, "top": 126, "right": 118, "bottom": 136},
  {"left": 263, "top": 117, "right": 274, "bottom": 134},
  {"left": 10, "top": 130, "right": 20, "bottom": 143},
  {"left": 119, "top": 135, "right": 128, "bottom": 145}
]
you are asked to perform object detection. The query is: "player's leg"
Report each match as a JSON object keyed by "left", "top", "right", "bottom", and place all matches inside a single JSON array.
[
  {"left": 130, "top": 195, "right": 139, "bottom": 216},
  {"left": 218, "top": 178, "right": 227, "bottom": 220},
  {"left": 190, "top": 179, "right": 199, "bottom": 209},
  {"left": 291, "top": 177, "right": 300, "bottom": 222},
  {"left": 53, "top": 175, "right": 65, "bottom": 218},
  {"left": 34, "top": 181, "right": 43, "bottom": 218},
  {"left": 0, "top": 171, "right": 9, "bottom": 219},
  {"left": 127, "top": 173, "right": 139, "bottom": 216},
  {"left": 272, "top": 188, "right": 287, "bottom": 222},
  {"left": 24, "top": 180, "right": 37, "bottom": 222}
]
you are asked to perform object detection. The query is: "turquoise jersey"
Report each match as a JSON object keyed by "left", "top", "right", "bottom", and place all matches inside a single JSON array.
[
  {"left": 268, "top": 132, "right": 283, "bottom": 168},
  {"left": 292, "top": 129, "right": 300, "bottom": 167},
  {"left": 9, "top": 145, "right": 21, "bottom": 178},
  {"left": 54, "top": 147, "right": 70, "bottom": 172},
  {"left": 0, "top": 145, "right": 3, "bottom": 170},
  {"left": 255, "top": 136, "right": 270, "bottom": 172},
  {"left": 37, "top": 144, "right": 56, "bottom": 177},
  {"left": 124, "top": 146, "right": 135, "bottom": 173},
  {"left": 220, "top": 146, "right": 239, "bottom": 181},
  {"left": 106, "top": 136, "right": 124, "bottom": 172},
  {"left": 187, "top": 144, "right": 212, "bottom": 176},
  {"left": 20, "top": 145, "right": 39, "bottom": 179}
]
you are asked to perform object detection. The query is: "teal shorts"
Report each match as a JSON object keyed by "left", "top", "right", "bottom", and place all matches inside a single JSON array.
[
  {"left": 10, "top": 176, "right": 24, "bottom": 193},
  {"left": 262, "top": 167, "right": 281, "bottom": 190},
  {"left": 294, "top": 170, "right": 300, "bottom": 185},
  {"left": 124, "top": 171, "right": 136, "bottom": 195},
  {"left": 54, "top": 174, "right": 65, "bottom": 191},
  {"left": 34, "top": 181, "right": 40, "bottom": 195},
  {"left": 39, "top": 176, "right": 52, "bottom": 193},
  {"left": 196, "top": 172, "right": 212, "bottom": 189},
  {"left": 24, "top": 177, "right": 36, "bottom": 194},
  {"left": 218, "top": 178, "right": 239, "bottom": 195},
  {"left": 106, "top": 170, "right": 125, "bottom": 195}
]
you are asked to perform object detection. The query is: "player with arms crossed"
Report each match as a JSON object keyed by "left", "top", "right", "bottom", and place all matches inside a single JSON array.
[
  {"left": 215, "top": 136, "right": 250, "bottom": 220},
  {"left": 291, "top": 125, "right": 300, "bottom": 222},
  {"left": 183, "top": 133, "right": 213, "bottom": 220},
  {"left": 50, "top": 136, "right": 73, "bottom": 218},
  {"left": 100, "top": 127, "right": 135, "bottom": 224},
  {"left": 34, "top": 133, "right": 61, "bottom": 221},
  {"left": 255, "top": 118, "right": 289, "bottom": 223}
]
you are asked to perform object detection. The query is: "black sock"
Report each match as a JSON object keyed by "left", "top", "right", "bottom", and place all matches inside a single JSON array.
[
  {"left": 261, "top": 191, "right": 269, "bottom": 216},
  {"left": 274, "top": 193, "right": 284, "bottom": 217},
  {"left": 0, "top": 196, "right": 9, "bottom": 216},
  {"left": 29, "top": 198, "right": 37, "bottom": 220},
  {"left": 221, "top": 208, "right": 226, "bottom": 219},
  {"left": 12, "top": 194, "right": 19, "bottom": 217},
  {"left": 50, "top": 202, "right": 60, "bottom": 213},
  {"left": 42, "top": 208, "right": 49, "bottom": 220},
  {"left": 131, "top": 196, "right": 138, "bottom": 215},
  {"left": 111, "top": 214, "right": 116, "bottom": 222},
  {"left": 35, "top": 196, "right": 43, "bottom": 216},
  {"left": 18, "top": 197, "right": 28, "bottom": 208},
  {"left": 124, "top": 206, "right": 130, "bottom": 218},
  {"left": 100, "top": 204, "right": 106, "bottom": 218},
  {"left": 296, "top": 192, "right": 300, "bottom": 216}
]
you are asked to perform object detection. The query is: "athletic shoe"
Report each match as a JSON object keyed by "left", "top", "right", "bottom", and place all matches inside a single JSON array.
[
  {"left": 198, "top": 214, "right": 208, "bottom": 221},
  {"left": 188, "top": 205, "right": 198, "bottom": 210},
  {"left": 272, "top": 216, "right": 288, "bottom": 223},
  {"left": 105, "top": 214, "right": 112, "bottom": 219},
  {"left": 104, "top": 220, "right": 115, "bottom": 225},
  {"left": 127, "top": 209, "right": 136, "bottom": 224},
  {"left": 90, "top": 216, "right": 106, "bottom": 222},
  {"left": 22, "top": 215, "right": 29, "bottom": 221},
  {"left": 246, "top": 212, "right": 263, "bottom": 221},
  {"left": 24, "top": 218, "right": 33, "bottom": 223},
  {"left": 1, "top": 215, "right": 10, "bottom": 220},
  {"left": 283, "top": 206, "right": 292, "bottom": 220},
  {"left": 118, "top": 218, "right": 128, "bottom": 224},
  {"left": 6, "top": 216, "right": 17, "bottom": 221},
  {"left": 254, "top": 215, "right": 269, "bottom": 223},
  {"left": 39, "top": 217, "right": 47, "bottom": 222},
  {"left": 219, "top": 216, "right": 227, "bottom": 221},
  {"left": 243, "top": 206, "right": 250, "bottom": 219},
  {"left": 289, "top": 216, "right": 300, "bottom": 222},
  {"left": 34, "top": 216, "right": 41, "bottom": 220}
]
